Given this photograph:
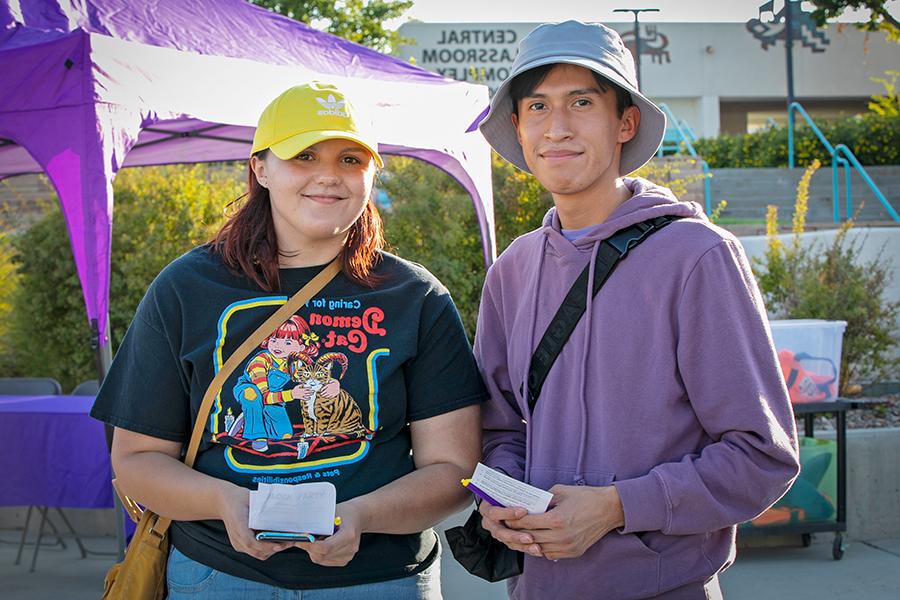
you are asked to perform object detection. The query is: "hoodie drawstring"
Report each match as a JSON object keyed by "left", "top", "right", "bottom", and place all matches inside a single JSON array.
[
  {"left": 573, "top": 240, "right": 600, "bottom": 485},
  {"left": 522, "top": 233, "right": 549, "bottom": 479}
]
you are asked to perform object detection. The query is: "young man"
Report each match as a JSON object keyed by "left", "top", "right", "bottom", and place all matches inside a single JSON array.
[{"left": 475, "top": 21, "right": 800, "bottom": 599}]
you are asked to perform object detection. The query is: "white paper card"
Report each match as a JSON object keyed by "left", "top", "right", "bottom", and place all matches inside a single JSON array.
[
  {"left": 470, "top": 463, "right": 553, "bottom": 514},
  {"left": 248, "top": 482, "right": 336, "bottom": 535}
]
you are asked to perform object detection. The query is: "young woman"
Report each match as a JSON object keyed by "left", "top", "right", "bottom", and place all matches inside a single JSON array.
[{"left": 91, "top": 82, "right": 485, "bottom": 599}]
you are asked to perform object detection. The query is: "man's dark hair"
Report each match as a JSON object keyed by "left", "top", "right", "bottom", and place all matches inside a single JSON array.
[{"left": 509, "top": 63, "right": 634, "bottom": 118}]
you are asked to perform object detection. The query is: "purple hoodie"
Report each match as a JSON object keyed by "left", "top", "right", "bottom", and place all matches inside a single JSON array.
[{"left": 475, "top": 178, "right": 800, "bottom": 599}]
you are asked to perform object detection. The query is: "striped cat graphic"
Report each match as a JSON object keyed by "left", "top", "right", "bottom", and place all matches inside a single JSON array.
[{"left": 290, "top": 352, "right": 368, "bottom": 438}]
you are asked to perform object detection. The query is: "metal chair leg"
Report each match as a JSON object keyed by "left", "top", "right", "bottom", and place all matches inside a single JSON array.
[
  {"left": 29, "top": 507, "right": 49, "bottom": 573},
  {"left": 14, "top": 506, "right": 33, "bottom": 565},
  {"left": 43, "top": 512, "right": 67, "bottom": 550},
  {"left": 54, "top": 508, "right": 87, "bottom": 559}
]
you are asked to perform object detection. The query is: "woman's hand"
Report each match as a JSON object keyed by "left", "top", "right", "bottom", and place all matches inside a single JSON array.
[
  {"left": 218, "top": 484, "right": 293, "bottom": 561},
  {"left": 295, "top": 500, "right": 366, "bottom": 567}
]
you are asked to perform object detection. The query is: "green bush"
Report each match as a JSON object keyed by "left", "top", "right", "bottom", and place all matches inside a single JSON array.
[
  {"left": 695, "top": 113, "right": 900, "bottom": 168},
  {"left": 755, "top": 163, "right": 899, "bottom": 389},
  {"left": 1, "top": 155, "right": 720, "bottom": 382},
  {"left": 0, "top": 232, "right": 19, "bottom": 375},
  {"left": 380, "top": 156, "right": 487, "bottom": 336},
  {"left": 381, "top": 154, "right": 715, "bottom": 337},
  {"left": 1, "top": 164, "right": 241, "bottom": 391}
]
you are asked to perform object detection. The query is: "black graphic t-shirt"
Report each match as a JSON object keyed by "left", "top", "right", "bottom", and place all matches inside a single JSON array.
[{"left": 91, "top": 246, "right": 486, "bottom": 589}]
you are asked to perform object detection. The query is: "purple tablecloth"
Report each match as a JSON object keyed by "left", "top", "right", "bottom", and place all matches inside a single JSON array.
[{"left": 0, "top": 395, "right": 113, "bottom": 508}]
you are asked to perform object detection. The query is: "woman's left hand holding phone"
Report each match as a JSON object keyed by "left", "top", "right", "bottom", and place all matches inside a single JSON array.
[
  {"left": 294, "top": 500, "right": 366, "bottom": 567},
  {"left": 110, "top": 429, "right": 294, "bottom": 562},
  {"left": 218, "top": 484, "right": 294, "bottom": 560}
]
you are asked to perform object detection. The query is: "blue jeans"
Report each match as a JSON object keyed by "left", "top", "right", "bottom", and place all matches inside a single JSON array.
[{"left": 166, "top": 546, "right": 442, "bottom": 599}]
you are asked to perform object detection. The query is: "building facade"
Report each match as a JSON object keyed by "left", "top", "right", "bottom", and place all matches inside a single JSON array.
[{"left": 398, "top": 16, "right": 897, "bottom": 137}]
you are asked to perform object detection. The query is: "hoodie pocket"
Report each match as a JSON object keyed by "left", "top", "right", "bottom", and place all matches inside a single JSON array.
[{"left": 524, "top": 467, "right": 661, "bottom": 598}]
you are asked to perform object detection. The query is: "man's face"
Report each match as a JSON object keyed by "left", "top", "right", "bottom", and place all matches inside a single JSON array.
[{"left": 512, "top": 64, "right": 639, "bottom": 201}]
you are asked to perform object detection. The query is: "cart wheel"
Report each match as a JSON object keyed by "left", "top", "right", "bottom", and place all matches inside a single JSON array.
[
  {"left": 801, "top": 533, "right": 812, "bottom": 547},
  {"left": 832, "top": 535, "right": 844, "bottom": 560}
]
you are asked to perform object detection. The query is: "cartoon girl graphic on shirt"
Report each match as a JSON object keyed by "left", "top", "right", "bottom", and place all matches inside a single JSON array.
[{"left": 231, "top": 315, "right": 339, "bottom": 452}]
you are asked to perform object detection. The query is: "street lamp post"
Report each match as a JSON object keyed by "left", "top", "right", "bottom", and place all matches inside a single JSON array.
[
  {"left": 784, "top": 0, "right": 796, "bottom": 109},
  {"left": 613, "top": 7, "right": 660, "bottom": 88}
]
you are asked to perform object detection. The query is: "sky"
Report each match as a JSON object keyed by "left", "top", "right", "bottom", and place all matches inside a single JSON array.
[{"left": 390, "top": 0, "right": 895, "bottom": 25}]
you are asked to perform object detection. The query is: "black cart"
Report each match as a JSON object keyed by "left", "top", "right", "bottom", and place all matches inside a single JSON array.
[{"left": 740, "top": 399, "right": 862, "bottom": 560}]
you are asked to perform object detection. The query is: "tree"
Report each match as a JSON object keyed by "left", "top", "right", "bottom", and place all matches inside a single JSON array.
[
  {"left": 379, "top": 157, "right": 485, "bottom": 337},
  {"left": 1, "top": 165, "right": 240, "bottom": 390},
  {"left": 250, "top": 0, "right": 412, "bottom": 52},
  {"left": 811, "top": 0, "right": 900, "bottom": 41}
]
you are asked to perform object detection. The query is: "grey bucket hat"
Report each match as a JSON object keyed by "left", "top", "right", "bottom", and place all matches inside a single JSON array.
[{"left": 479, "top": 20, "right": 666, "bottom": 176}]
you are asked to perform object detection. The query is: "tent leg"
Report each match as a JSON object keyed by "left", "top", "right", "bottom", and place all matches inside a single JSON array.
[
  {"left": 92, "top": 317, "right": 112, "bottom": 380},
  {"left": 91, "top": 316, "right": 124, "bottom": 559}
]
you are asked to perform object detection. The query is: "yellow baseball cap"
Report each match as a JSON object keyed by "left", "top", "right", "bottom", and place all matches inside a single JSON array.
[{"left": 251, "top": 82, "right": 383, "bottom": 168}]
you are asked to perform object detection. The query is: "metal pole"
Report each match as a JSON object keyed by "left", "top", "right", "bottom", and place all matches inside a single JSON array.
[
  {"left": 91, "top": 316, "right": 124, "bottom": 558},
  {"left": 785, "top": 0, "right": 795, "bottom": 109},
  {"left": 633, "top": 14, "right": 642, "bottom": 88},
  {"left": 91, "top": 316, "right": 112, "bottom": 381},
  {"left": 613, "top": 8, "right": 659, "bottom": 90}
]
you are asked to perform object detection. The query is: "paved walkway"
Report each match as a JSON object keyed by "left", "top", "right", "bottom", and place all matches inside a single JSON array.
[{"left": 2, "top": 529, "right": 898, "bottom": 599}]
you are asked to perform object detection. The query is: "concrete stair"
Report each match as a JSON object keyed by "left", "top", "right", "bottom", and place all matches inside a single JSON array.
[{"left": 708, "top": 165, "right": 900, "bottom": 224}]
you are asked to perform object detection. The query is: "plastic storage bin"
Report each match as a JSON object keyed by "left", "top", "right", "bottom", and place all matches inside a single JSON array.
[{"left": 769, "top": 319, "right": 848, "bottom": 404}]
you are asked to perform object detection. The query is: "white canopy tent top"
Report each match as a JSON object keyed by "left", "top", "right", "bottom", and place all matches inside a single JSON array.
[{"left": 0, "top": 0, "right": 494, "bottom": 357}]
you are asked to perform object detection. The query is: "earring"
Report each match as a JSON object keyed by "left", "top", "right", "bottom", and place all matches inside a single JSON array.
[{"left": 259, "top": 178, "right": 268, "bottom": 188}]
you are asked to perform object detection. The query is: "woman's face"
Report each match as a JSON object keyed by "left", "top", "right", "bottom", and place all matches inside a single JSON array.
[{"left": 252, "top": 138, "right": 376, "bottom": 254}]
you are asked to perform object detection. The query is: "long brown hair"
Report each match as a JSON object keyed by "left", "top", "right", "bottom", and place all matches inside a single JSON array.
[{"left": 211, "top": 152, "right": 384, "bottom": 291}]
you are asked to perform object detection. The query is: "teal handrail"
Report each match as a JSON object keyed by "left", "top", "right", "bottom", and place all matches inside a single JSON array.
[
  {"left": 788, "top": 102, "right": 897, "bottom": 222},
  {"left": 834, "top": 144, "right": 900, "bottom": 221},
  {"left": 677, "top": 119, "right": 697, "bottom": 142},
  {"left": 657, "top": 103, "right": 712, "bottom": 214}
]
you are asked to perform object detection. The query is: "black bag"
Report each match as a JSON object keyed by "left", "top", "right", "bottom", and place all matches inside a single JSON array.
[
  {"left": 445, "top": 510, "right": 524, "bottom": 582},
  {"left": 446, "top": 216, "right": 679, "bottom": 582}
]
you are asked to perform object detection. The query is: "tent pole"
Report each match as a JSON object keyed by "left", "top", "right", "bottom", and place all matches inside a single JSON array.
[
  {"left": 91, "top": 316, "right": 125, "bottom": 558},
  {"left": 91, "top": 317, "right": 113, "bottom": 381}
]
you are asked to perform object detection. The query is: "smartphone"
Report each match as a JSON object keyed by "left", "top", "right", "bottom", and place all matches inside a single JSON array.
[{"left": 255, "top": 531, "right": 315, "bottom": 542}]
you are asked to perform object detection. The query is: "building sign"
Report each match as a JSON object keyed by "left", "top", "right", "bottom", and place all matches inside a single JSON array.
[
  {"left": 400, "top": 24, "right": 531, "bottom": 92},
  {"left": 746, "top": 0, "right": 830, "bottom": 52},
  {"left": 621, "top": 25, "right": 672, "bottom": 64}
]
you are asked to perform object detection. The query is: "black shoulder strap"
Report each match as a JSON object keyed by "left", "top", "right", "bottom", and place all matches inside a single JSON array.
[{"left": 525, "top": 215, "right": 681, "bottom": 411}]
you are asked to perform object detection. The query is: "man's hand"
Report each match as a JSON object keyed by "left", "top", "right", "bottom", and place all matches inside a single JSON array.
[
  {"left": 479, "top": 504, "right": 544, "bottom": 557},
  {"left": 507, "top": 485, "right": 625, "bottom": 561}
]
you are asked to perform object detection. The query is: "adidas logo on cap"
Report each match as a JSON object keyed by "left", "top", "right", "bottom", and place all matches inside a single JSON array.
[{"left": 316, "top": 95, "right": 348, "bottom": 117}]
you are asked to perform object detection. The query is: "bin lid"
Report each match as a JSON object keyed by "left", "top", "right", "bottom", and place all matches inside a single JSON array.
[{"left": 769, "top": 319, "right": 848, "bottom": 332}]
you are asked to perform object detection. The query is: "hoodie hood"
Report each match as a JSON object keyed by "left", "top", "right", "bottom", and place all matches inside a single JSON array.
[{"left": 541, "top": 177, "right": 706, "bottom": 253}]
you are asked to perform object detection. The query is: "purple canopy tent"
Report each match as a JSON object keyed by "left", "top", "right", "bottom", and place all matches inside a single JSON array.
[{"left": 0, "top": 0, "right": 494, "bottom": 368}]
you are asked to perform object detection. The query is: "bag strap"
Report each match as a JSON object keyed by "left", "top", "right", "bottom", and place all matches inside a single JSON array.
[
  {"left": 526, "top": 216, "right": 680, "bottom": 411},
  {"left": 121, "top": 258, "right": 342, "bottom": 536},
  {"left": 793, "top": 352, "right": 838, "bottom": 384}
]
